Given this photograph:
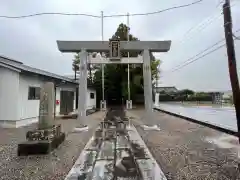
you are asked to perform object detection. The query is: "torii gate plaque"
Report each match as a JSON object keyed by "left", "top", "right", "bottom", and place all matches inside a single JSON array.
[{"left": 57, "top": 40, "right": 171, "bottom": 126}]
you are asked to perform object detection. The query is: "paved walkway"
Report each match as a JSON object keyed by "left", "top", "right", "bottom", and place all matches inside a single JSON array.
[
  {"left": 65, "top": 108, "right": 166, "bottom": 180},
  {"left": 155, "top": 103, "right": 237, "bottom": 131},
  {"left": 127, "top": 109, "right": 240, "bottom": 179}
]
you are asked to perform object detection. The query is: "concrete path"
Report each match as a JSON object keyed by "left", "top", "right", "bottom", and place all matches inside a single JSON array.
[{"left": 65, "top": 107, "right": 167, "bottom": 180}]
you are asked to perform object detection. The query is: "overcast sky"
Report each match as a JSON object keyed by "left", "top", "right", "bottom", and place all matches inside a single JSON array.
[{"left": 0, "top": 0, "right": 239, "bottom": 91}]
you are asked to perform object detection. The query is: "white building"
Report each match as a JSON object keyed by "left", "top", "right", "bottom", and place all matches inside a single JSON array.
[
  {"left": 0, "top": 55, "right": 96, "bottom": 128},
  {"left": 222, "top": 90, "right": 233, "bottom": 99}
]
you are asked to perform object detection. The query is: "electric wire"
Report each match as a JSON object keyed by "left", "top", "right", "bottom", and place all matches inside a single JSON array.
[
  {"left": 104, "top": 0, "right": 204, "bottom": 18},
  {"left": 0, "top": 12, "right": 101, "bottom": 19},
  {"left": 168, "top": 3, "right": 237, "bottom": 63},
  {"left": 178, "top": 4, "right": 236, "bottom": 45},
  {"left": 168, "top": 44, "right": 225, "bottom": 73},
  {"left": 0, "top": 0, "right": 204, "bottom": 19},
  {"left": 162, "top": 28, "right": 240, "bottom": 75}
]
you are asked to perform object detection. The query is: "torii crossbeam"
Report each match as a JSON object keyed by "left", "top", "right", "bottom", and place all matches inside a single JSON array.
[{"left": 57, "top": 40, "right": 171, "bottom": 125}]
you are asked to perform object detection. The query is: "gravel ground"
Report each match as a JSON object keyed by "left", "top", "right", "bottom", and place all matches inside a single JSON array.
[
  {"left": 2, "top": 109, "right": 240, "bottom": 179},
  {"left": 0, "top": 112, "right": 104, "bottom": 180},
  {"left": 127, "top": 109, "right": 240, "bottom": 180}
]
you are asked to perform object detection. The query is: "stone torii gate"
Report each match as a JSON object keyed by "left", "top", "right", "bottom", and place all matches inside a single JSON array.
[{"left": 57, "top": 40, "right": 171, "bottom": 126}]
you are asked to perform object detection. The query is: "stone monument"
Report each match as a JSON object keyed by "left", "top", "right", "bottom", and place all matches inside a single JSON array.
[
  {"left": 17, "top": 82, "right": 65, "bottom": 156},
  {"left": 38, "top": 82, "right": 54, "bottom": 129}
]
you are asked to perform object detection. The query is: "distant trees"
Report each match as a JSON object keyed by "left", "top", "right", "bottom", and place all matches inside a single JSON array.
[
  {"left": 72, "top": 53, "right": 93, "bottom": 83},
  {"left": 72, "top": 54, "right": 80, "bottom": 80},
  {"left": 187, "top": 92, "right": 212, "bottom": 102},
  {"left": 91, "top": 23, "right": 160, "bottom": 105},
  {"left": 180, "top": 89, "right": 195, "bottom": 96},
  {"left": 159, "top": 89, "right": 215, "bottom": 102}
]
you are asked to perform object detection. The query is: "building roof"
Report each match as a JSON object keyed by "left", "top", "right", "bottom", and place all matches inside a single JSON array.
[
  {"left": 0, "top": 55, "right": 77, "bottom": 85},
  {"left": 155, "top": 86, "right": 178, "bottom": 90},
  {"left": 155, "top": 86, "right": 177, "bottom": 88}
]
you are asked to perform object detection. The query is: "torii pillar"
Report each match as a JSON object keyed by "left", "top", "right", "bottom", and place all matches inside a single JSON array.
[{"left": 56, "top": 40, "right": 171, "bottom": 125}]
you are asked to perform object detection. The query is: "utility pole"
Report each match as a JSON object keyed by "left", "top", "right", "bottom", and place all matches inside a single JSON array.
[
  {"left": 223, "top": 0, "right": 240, "bottom": 142},
  {"left": 101, "top": 11, "right": 104, "bottom": 102},
  {"left": 127, "top": 13, "right": 130, "bottom": 102},
  {"left": 74, "top": 66, "right": 78, "bottom": 109},
  {"left": 100, "top": 11, "right": 106, "bottom": 110},
  {"left": 126, "top": 13, "right": 132, "bottom": 109}
]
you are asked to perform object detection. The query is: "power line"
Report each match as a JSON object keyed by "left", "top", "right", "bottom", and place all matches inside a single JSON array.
[
  {"left": 233, "top": 33, "right": 240, "bottom": 40},
  {"left": 172, "top": 39, "right": 225, "bottom": 69},
  {"left": 162, "top": 28, "right": 240, "bottom": 75},
  {"left": 179, "top": 3, "right": 236, "bottom": 45},
  {"left": 0, "top": 12, "right": 101, "bottom": 19},
  {"left": 173, "top": 21, "right": 230, "bottom": 62},
  {"left": 180, "top": 11, "right": 222, "bottom": 43},
  {"left": 0, "top": 0, "right": 204, "bottom": 19},
  {"left": 170, "top": 32, "right": 226, "bottom": 72},
  {"left": 167, "top": 3, "right": 237, "bottom": 61},
  {"left": 179, "top": 14, "right": 222, "bottom": 45},
  {"left": 104, "top": 0, "right": 204, "bottom": 17},
  {"left": 169, "top": 44, "right": 225, "bottom": 73}
]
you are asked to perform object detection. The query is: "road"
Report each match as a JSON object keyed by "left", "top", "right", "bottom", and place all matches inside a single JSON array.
[{"left": 155, "top": 103, "right": 238, "bottom": 132}]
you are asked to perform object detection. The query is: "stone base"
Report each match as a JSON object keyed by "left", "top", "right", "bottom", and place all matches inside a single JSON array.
[
  {"left": 126, "top": 100, "right": 132, "bottom": 109},
  {"left": 17, "top": 133, "right": 65, "bottom": 156},
  {"left": 0, "top": 118, "right": 38, "bottom": 128},
  {"left": 100, "top": 100, "right": 107, "bottom": 110}
]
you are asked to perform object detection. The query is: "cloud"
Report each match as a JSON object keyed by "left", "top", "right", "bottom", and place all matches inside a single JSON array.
[{"left": 0, "top": 0, "right": 239, "bottom": 91}]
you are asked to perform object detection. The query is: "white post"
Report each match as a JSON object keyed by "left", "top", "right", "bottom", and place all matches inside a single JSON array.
[
  {"left": 126, "top": 12, "right": 132, "bottom": 109},
  {"left": 78, "top": 50, "right": 88, "bottom": 125},
  {"left": 101, "top": 11, "right": 106, "bottom": 110},
  {"left": 154, "top": 93, "right": 159, "bottom": 107},
  {"left": 154, "top": 66, "right": 160, "bottom": 107},
  {"left": 143, "top": 49, "right": 153, "bottom": 116}
]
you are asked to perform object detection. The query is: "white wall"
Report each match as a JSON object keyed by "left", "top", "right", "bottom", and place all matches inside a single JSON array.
[
  {"left": 18, "top": 74, "right": 43, "bottom": 124},
  {"left": 86, "top": 89, "right": 96, "bottom": 109},
  {"left": 0, "top": 67, "right": 20, "bottom": 121},
  {"left": 56, "top": 87, "right": 96, "bottom": 113},
  {"left": 0, "top": 69, "right": 96, "bottom": 127},
  {"left": 55, "top": 85, "right": 76, "bottom": 115},
  {"left": 19, "top": 77, "right": 79, "bottom": 118},
  {"left": 55, "top": 87, "right": 61, "bottom": 115}
]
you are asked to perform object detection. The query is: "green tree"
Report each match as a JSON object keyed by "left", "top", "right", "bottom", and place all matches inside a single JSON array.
[
  {"left": 72, "top": 53, "right": 93, "bottom": 83},
  {"left": 151, "top": 59, "right": 160, "bottom": 87},
  {"left": 72, "top": 53, "right": 80, "bottom": 80},
  {"left": 92, "top": 23, "right": 160, "bottom": 106},
  {"left": 182, "top": 89, "right": 194, "bottom": 95}
]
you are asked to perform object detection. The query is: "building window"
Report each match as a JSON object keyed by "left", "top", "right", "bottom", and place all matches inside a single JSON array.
[
  {"left": 28, "top": 87, "right": 40, "bottom": 100},
  {"left": 90, "top": 92, "right": 94, "bottom": 99}
]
